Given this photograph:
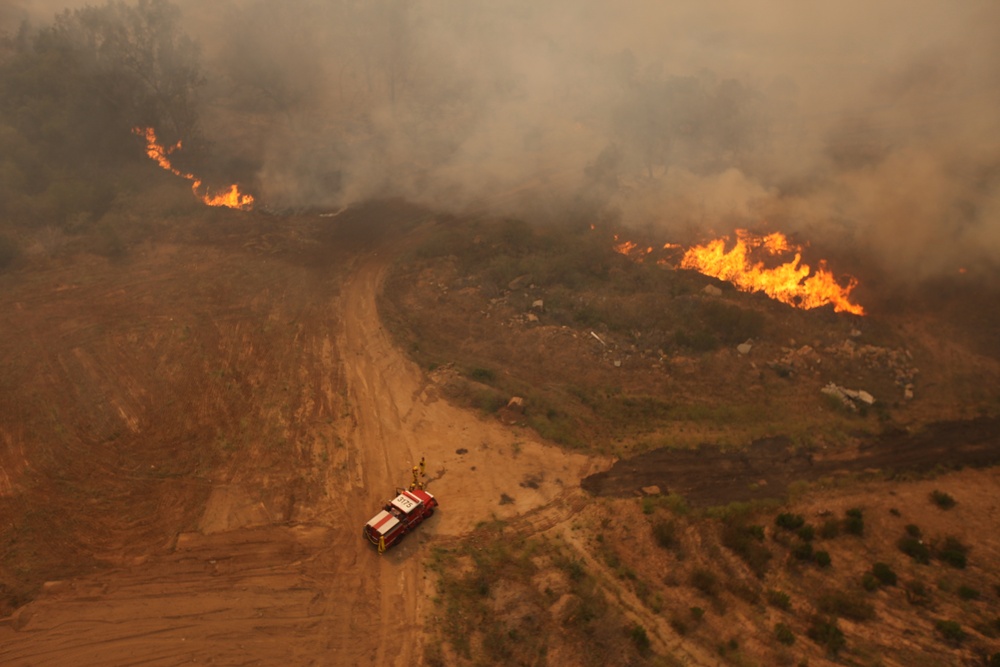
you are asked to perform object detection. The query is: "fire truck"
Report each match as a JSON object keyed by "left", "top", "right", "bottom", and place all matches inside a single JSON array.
[{"left": 364, "top": 487, "right": 438, "bottom": 554}]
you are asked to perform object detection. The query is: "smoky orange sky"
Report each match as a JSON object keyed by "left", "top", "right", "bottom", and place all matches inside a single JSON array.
[{"left": 12, "top": 0, "right": 1000, "bottom": 281}]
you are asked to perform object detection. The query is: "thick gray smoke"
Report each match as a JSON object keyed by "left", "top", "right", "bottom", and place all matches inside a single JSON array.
[{"left": 16, "top": 0, "right": 1000, "bottom": 281}]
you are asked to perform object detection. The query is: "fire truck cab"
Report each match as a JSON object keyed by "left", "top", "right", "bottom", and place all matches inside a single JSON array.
[{"left": 364, "top": 487, "right": 438, "bottom": 553}]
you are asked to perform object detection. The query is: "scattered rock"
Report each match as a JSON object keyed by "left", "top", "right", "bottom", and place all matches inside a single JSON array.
[
  {"left": 821, "top": 382, "right": 875, "bottom": 410},
  {"left": 531, "top": 299, "right": 544, "bottom": 311},
  {"left": 506, "top": 396, "right": 525, "bottom": 413},
  {"left": 641, "top": 485, "right": 662, "bottom": 496},
  {"left": 737, "top": 341, "right": 753, "bottom": 355},
  {"left": 703, "top": 284, "right": 723, "bottom": 297}
]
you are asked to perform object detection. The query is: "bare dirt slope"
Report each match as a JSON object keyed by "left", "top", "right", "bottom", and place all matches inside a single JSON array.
[{"left": 0, "top": 205, "right": 603, "bottom": 666}]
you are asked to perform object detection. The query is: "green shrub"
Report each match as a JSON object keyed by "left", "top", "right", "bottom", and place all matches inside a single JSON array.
[
  {"left": 957, "top": 585, "right": 980, "bottom": 601},
  {"left": 936, "top": 536, "right": 968, "bottom": 569},
  {"left": 843, "top": 508, "right": 864, "bottom": 536},
  {"left": 690, "top": 568, "right": 721, "bottom": 597},
  {"left": 814, "top": 550, "right": 831, "bottom": 568},
  {"left": 898, "top": 535, "right": 931, "bottom": 564},
  {"left": 0, "top": 234, "right": 19, "bottom": 270},
  {"left": 468, "top": 367, "right": 496, "bottom": 383},
  {"left": 861, "top": 573, "right": 879, "bottom": 592},
  {"left": 791, "top": 542, "right": 814, "bottom": 561},
  {"left": 775, "top": 622, "right": 796, "bottom": 646},
  {"left": 905, "top": 524, "right": 922, "bottom": 538},
  {"left": 935, "top": 619, "right": 965, "bottom": 644},
  {"left": 930, "top": 490, "right": 956, "bottom": 509},
  {"left": 817, "top": 589, "right": 875, "bottom": 621},
  {"left": 818, "top": 518, "right": 840, "bottom": 539},
  {"left": 775, "top": 513, "right": 805, "bottom": 531},
  {"left": 872, "top": 562, "right": 897, "bottom": 586},
  {"left": 651, "top": 519, "right": 678, "bottom": 549},
  {"left": 807, "top": 616, "right": 846, "bottom": 655},
  {"left": 630, "top": 623, "right": 651, "bottom": 654},
  {"left": 766, "top": 589, "right": 791, "bottom": 611},
  {"left": 905, "top": 580, "right": 932, "bottom": 606},
  {"left": 797, "top": 524, "right": 815, "bottom": 542},
  {"left": 721, "top": 520, "right": 771, "bottom": 577}
]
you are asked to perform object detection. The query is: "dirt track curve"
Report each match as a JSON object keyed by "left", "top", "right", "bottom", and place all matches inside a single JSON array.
[{"left": 0, "top": 213, "right": 604, "bottom": 666}]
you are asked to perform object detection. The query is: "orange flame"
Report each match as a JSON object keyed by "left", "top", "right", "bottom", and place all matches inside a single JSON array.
[
  {"left": 133, "top": 127, "right": 254, "bottom": 210},
  {"left": 679, "top": 230, "right": 864, "bottom": 315}
]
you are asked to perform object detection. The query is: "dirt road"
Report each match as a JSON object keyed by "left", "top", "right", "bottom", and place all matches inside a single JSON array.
[{"left": 0, "top": 209, "right": 603, "bottom": 665}]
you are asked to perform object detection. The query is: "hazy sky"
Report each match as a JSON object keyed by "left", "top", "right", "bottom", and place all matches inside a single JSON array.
[{"left": 12, "top": 0, "right": 1000, "bottom": 280}]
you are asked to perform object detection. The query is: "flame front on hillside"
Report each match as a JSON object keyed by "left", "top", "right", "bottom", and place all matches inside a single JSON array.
[
  {"left": 614, "top": 229, "right": 865, "bottom": 315},
  {"left": 134, "top": 127, "right": 254, "bottom": 210}
]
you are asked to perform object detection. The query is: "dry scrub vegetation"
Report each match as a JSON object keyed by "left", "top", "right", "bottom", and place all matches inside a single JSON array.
[
  {"left": 381, "top": 215, "right": 1000, "bottom": 666},
  {"left": 421, "top": 469, "right": 1000, "bottom": 667}
]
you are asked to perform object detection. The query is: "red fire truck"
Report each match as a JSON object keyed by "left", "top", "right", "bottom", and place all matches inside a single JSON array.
[{"left": 364, "top": 487, "right": 438, "bottom": 553}]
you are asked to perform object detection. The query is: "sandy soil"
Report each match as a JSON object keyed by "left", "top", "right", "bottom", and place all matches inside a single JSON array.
[{"left": 0, "top": 207, "right": 604, "bottom": 666}]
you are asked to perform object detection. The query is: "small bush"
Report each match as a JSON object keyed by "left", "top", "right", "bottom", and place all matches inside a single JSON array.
[
  {"left": 930, "top": 490, "right": 956, "bottom": 510},
  {"left": 898, "top": 535, "right": 931, "bottom": 564},
  {"left": 818, "top": 518, "right": 840, "bottom": 539},
  {"left": 651, "top": 519, "right": 678, "bottom": 549},
  {"left": 814, "top": 550, "right": 831, "bottom": 568},
  {"left": 630, "top": 623, "right": 651, "bottom": 654},
  {"left": 817, "top": 589, "right": 875, "bottom": 621},
  {"left": 861, "top": 573, "right": 879, "bottom": 592},
  {"left": 807, "top": 616, "right": 846, "bottom": 655},
  {"left": 936, "top": 536, "right": 968, "bottom": 569},
  {"left": 957, "top": 585, "right": 980, "bottom": 601},
  {"left": 905, "top": 580, "right": 932, "bottom": 606},
  {"left": 0, "top": 234, "right": 20, "bottom": 270},
  {"left": 872, "top": 562, "right": 898, "bottom": 586},
  {"left": 791, "top": 542, "right": 814, "bottom": 561},
  {"left": 935, "top": 619, "right": 966, "bottom": 644},
  {"left": 775, "top": 513, "right": 805, "bottom": 531},
  {"left": 690, "top": 568, "right": 721, "bottom": 598},
  {"left": 775, "top": 622, "right": 796, "bottom": 646},
  {"left": 797, "top": 524, "right": 815, "bottom": 542},
  {"left": 843, "top": 508, "right": 864, "bottom": 536},
  {"left": 766, "top": 589, "right": 791, "bottom": 611},
  {"left": 468, "top": 367, "right": 496, "bottom": 383},
  {"left": 721, "top": 520, "right": 772, "bottom": 577},
  {"left": 905, "top": 524, "right": 922, "bottom": 538}
]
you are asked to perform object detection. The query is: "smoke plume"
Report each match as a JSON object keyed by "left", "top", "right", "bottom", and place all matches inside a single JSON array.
[{"left": 16, "top": 0, "right": 1000, "bottom": 281}]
